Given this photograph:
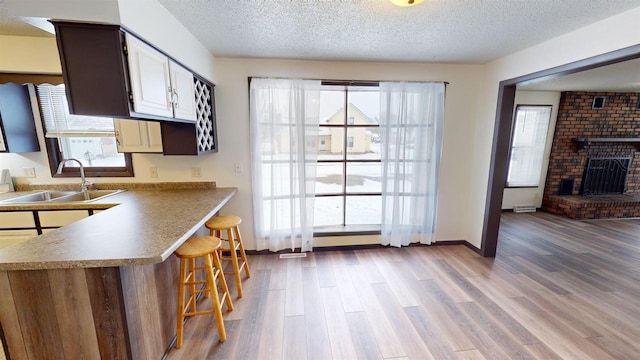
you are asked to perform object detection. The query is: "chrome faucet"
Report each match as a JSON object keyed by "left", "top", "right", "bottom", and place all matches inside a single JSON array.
[{"left": 57, "top": 158, "right": 91, "bottom": 193}]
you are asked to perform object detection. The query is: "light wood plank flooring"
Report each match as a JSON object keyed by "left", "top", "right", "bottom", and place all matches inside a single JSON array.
[{"left": 166, "top": 211, "right": 640, "bottom": 359}]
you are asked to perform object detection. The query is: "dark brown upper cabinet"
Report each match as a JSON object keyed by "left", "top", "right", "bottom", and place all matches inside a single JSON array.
[
  {"left": 0, "top": 83, "right": 40, "bottom": 153},
  {"left": 52, "top": 21, "right": 218, "bottom": 155}
]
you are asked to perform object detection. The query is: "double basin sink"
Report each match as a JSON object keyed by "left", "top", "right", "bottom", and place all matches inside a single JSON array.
[{"left": 1, "top": 189, "right": 125, "bottom": 204}]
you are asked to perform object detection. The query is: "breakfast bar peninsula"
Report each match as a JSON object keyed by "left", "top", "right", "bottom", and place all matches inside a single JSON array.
[{"left": 0, "top": 183, "right": 237, "bottom": 359}]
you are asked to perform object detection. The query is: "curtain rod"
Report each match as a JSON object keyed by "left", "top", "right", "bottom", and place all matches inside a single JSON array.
[
  {"left": 322, "top": 79, "right": 449, "bottom": 86},
  {"left": 248, "top": 76, "right": 449, "bottom": 86}
]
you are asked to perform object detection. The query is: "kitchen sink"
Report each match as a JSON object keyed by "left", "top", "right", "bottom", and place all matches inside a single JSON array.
[
  {"left": 50, "top": 189, "right": 125, "bottom": 203},
  {"left": 2, "top": 189, "right": 125, "bottom": 204},
  {"left": 2, "top": 190, "right": 77, "bottom": 203}
]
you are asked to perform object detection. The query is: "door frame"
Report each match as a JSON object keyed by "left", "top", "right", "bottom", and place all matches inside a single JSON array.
[{"left": 480, "top": 44, "right": 640, "bottom": 257}]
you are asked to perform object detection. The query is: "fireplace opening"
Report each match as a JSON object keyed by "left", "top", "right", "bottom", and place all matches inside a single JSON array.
[{"left": 581, "top": 157, "right": 630, "bottom": 195}]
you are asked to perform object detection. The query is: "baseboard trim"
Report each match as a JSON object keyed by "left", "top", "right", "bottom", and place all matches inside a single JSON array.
[
  {"left": 245, "top": 240, "right": 482, "bottom": 256},
  {"left": 432, "top": 240, "right": 482, "bottom": 255}
]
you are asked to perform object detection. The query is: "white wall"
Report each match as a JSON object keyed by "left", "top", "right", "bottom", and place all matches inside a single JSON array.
[
  {"left": 501, "top": 90, "right": 560, "bottom": 210},
  {"left": 466, "top": 6, "right": 640, "bottom": 248}
]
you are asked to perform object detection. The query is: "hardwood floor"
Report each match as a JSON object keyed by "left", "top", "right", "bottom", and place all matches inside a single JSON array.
[{"left": 166, "top": 211, "right": 640, "bottom": 359}]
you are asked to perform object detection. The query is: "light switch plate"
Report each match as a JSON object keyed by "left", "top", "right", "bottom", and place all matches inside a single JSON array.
[{"left": 22, "top": 167, "right": 36, "bottom": 178}]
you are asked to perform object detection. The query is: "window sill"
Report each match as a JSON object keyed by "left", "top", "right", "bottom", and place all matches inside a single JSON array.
[{"left": 314, "top": 225, "right": 381, "bottom": 237}]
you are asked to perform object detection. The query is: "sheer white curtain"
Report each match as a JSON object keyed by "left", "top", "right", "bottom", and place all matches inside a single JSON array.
[
  {"left": 379, "top": 82, "right": 445, "bottom": 247},
  {"left": 250, "top": 78, "right": 321, "bottom": 252}
]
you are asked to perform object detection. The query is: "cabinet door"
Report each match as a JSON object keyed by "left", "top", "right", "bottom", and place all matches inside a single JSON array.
[
  {"left": 126, "top": 33, "right": 173, "bottom": 118},
  {"left": 147, "top": 121, "right": 164, "bottom": 150},
  {"left": 0, "top": 211, "right": 36, "bottom": 229},
  {"left": 39, "top": 210, "right": 90, "bottom": 228},
  {"left": 169, "top": 61, "right": 197, "bottom": 122},
  {"left": 0, "top": 229, "right": 38, "bottom": 249},
  {"left": 114, "top": 119, "right": 163, "bottom": 153}
]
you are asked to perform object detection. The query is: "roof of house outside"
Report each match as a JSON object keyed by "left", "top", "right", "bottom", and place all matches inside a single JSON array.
[{"left": 323, "top": 103, "right": 378, "bottom": 125}]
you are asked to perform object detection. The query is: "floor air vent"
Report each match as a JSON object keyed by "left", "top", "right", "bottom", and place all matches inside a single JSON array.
[
  {"left": 513, "top": 205, "right": 536, "bottom": 213},
  {"left": 279, "top": 253, "right": 307, "bottom": 259}
]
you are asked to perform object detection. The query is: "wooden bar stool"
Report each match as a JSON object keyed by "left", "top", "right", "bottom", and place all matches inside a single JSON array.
[
  {"left": 205, "top": 215, "right": 251, "bottom": 298},
  {"left": 174, "top": 236, "right": 233, "bottom": 348}
]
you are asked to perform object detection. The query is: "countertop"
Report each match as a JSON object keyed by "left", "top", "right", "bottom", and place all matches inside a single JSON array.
[{"left": 0, "top": 184, "right": 237, "bottom": 270}]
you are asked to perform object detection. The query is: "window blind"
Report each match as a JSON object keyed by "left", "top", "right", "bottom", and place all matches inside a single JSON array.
[{"left": 36, "top": 84, "right": 115, "bottom": 137}]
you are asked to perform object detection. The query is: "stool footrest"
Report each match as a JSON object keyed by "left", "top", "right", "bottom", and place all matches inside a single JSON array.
[
  {"left": 183, "top": 309, "right": 216, "bottom": 317},
  {"left": 217, "top": 243, "right": 241, "bottom": 252},
  {"left": 222, "top": 263, "right": 246, "bottom": 274},
  {"left": 183, "top": 280, "right": 209, "bottom": 286}
]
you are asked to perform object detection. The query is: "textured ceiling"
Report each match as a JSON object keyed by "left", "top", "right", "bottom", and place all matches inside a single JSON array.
[
  {"left": 0, "top": 0, "right": 52, "bottom": 37},
  {"left": 156, "top": 0, "right": 640, "bottom": 63}
]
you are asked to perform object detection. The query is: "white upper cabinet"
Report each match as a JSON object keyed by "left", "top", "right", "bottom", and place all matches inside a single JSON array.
[
  {"left": 126, "top": 34, "right": 173, "bottom": 118},
  {"left": 125, "top": 33, "right": 196, "bottom": 122},
  {"left": 169, "top": 61, "right": 197, "bottom": 121},
  {"left": 114, "top": 118, "right": 163, "bottom": 153}
]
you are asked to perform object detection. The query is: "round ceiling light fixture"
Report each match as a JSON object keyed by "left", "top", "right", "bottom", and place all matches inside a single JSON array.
[{"left": 389, "top": 0, "right": 425, "bottom": 6}]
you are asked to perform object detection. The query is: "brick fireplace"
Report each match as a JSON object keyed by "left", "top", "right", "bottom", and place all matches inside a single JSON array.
[{"left": 542, "top": 91, "right": 640, "bottom": 219}]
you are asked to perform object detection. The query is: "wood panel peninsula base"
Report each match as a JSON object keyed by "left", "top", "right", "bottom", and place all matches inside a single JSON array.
[
  {"left": 0, "top": 262, "right": 182, "bottom": 359},
  {"left": 0, "top": 185, "right": 237, "bottom": 359}
]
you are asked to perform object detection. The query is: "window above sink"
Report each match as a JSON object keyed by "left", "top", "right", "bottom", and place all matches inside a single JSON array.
[{"left": 35, "top": 83, "right": 134, "bottom": 178}]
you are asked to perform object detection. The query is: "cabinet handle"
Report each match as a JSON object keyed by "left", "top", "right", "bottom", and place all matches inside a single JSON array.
[
  {"left": 115, "top": 130, "right": 121, "bottom": 146},
  {"left": 172, "top": 88, "right": 179, "bottom": 108},
  {"left": 168, "top": 86, "right": 174, "bottom": 105}
]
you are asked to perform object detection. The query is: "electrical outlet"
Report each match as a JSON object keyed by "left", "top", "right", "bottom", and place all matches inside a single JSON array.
[
  {"left": 22, "top": 167, "right": 36, "bottom": 178},
  {"left": 149, "top": 166, "right": 158, "bottom": 178},
  {"left": 191, "top": 167, "right": 202, "bottom": 178},
  {"left": 234, "top": 162, "right": 243, "bottom": 173}
]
